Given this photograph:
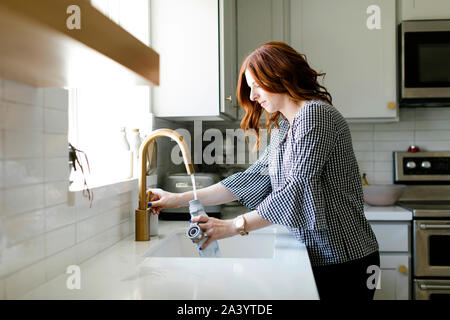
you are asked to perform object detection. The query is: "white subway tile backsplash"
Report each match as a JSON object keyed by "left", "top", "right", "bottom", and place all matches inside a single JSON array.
[
  {"left": 357, "top": 161, "right": 373, "bottom": 173},
  {"left": 1, "top": 235, "right": 45, "bottom": 278},
  {"left": 44, "top": 157, "right": 69, "bottom": 182},
  {"left": 3, "top": 209, "right": 45, "bottom": 246},
  {"left": 373, "top": 131, "right": 414, "bottom": 141},
  {"left": 44, "top": 134, "right": 68, "bottom": 157},
  {"left": 2, "top": 102, "right": 43, "bottom": 131},
  {"left": 374, "top": 141, "right": 412, "bottom": 152},
  {"left": 0, "top": 130, "right": 4, "bottom": 159},
  {"left": 43, "top": 88, "right": 69, "bottom": 111},
  {"left": 348, "top": 123, "right": 374, "bottom": 132},
  {"left": 414, "top": 141, "right": 450, "bottom": 151},
  {"left": 44, "top": 245, "right": 77, "bottom": 282},
  {"left": 44, "top": 109, "right": 68, "bottom": 134},
  {"left": 3, "top": 79, "right": 44, "bottom": 107},
  {"left": 415, "top": 130, "right": 450, "bottom": 141},
  {"left": 354, "top": 151, "right": 374, "bottom": 161},
  {"left": 0, "top": 278, "right": 5, "bottom": 300},
  {"left": 371, "top": 171, "right": 394, "bottom": 184},
  {"left": 5, "top": 258, "right": 46, "bottom": 299},
  {"left": 0, "top": 160, "right": 3, "bottom": 188},
  {"left": 44, "top": 181, "right": 68, "bottom": 207},
  {"left": 0, "top": 77, "right": 133, "bottom": 297},
  {"left": 374, "top": 161, "right": 393, "bottom": 172},
  {"left": 415, "top": 120, "right": 450, "bottom": 130},
  {"left": 45, "top": 224, "right": 76, "bottom": 256},
  {"left": 3, "top": 158, "right": 44, "bottom": 187},
  {"left": 351, "top": 131, "right": 373, "bottom": 141},
  {"left": 4, "top": 130, "right": 43, "bottom": 159},
  {"left": 416, "top": 107, "right": 450, "bottom": 120},
  {"left": 45, "top": 204, "right": 76, "bottom": 231},
  {"left": 2, "top": 184, "right": 44, "bottom": 217},
  {"left": 373, "top": 151, "right": 393, "bottom": 162},
  {"left": 398, "top": 108, "right": 415, "bottom": 121},
  {"left": 352, "top": 141, "right": 373, "bottom": 151},
  {"left": 374, "top": 121, "right": 415, "bottom": 131},
  {"left": 74, "top": 235, "right": 101, "bottom": 264}
]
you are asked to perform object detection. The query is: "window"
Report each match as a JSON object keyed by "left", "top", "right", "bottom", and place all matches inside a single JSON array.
[{"left": 68, "top": 0, "right": 153, "bottom": 188}]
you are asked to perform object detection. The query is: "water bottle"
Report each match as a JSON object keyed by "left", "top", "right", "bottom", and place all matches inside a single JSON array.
[{"left": 186, "top": 199, "right": 222, "bottom": 258}]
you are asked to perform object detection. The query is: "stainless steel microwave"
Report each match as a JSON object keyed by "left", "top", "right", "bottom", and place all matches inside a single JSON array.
[{"left": 400, "top": 20, "right": 450, "bottom": 102}]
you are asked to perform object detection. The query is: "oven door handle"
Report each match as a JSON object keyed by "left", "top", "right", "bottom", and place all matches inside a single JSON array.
[
  {"left": 420, "top": 284, "right": 450, "bottom": 291},
  {"left": 419, "top": 223, "right": 450, "bottom": 230}
]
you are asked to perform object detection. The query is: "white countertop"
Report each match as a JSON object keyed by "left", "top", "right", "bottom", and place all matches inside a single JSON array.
[
  {"left": 19, "top": 204, "right": 410, "bottom": 300},
  {"left": 364, "top": 204, "right": 412, "bottom": 221}
]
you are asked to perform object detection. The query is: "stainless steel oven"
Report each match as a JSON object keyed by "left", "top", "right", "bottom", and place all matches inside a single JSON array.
[
  {"left": 399, "top": 20, "right": 450, "bottom": 103},
  {"left": 395, "top": 151, "right": 450, "bottom": 300},
  {"left": 414, "top": 219, "right": 450, "bottom": 277}
]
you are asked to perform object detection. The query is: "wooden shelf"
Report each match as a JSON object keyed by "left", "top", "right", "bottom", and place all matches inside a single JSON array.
[{"left": 0, "top": 0, "right": 159, "bottom": 87}]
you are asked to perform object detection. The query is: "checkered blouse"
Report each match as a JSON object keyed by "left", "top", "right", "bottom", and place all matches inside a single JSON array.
[{"left": 220, "top": 100, "right": 379, "bottom": 266}]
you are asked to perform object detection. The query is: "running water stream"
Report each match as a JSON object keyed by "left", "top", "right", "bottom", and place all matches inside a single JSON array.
[{"left": 190, "top": 174, "right": 197, "bottom": 200}]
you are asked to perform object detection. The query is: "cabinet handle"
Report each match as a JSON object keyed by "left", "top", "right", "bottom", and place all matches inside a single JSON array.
[
  {"left": 420, "top": 284, "right": 450, "bottom": 291},
  {"left": 225, "top": 96, "right": 232, "bottom": 101},
  {"left": 387, "top": 101, "right": 396, "bottom": 109},
  {"left": 419, "top": 223, "right": 450, "bottom": 230},
  {"left": 398, "top": 265, "right": 408, "bottom": 275}
]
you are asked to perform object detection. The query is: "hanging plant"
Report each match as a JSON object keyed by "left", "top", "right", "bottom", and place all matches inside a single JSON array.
[{"left": 69, "top": 143, "right": 94, "bottom": 207}]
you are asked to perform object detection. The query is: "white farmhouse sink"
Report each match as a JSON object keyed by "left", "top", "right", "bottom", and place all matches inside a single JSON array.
[
  {"left": 137, "top": 224, "right": 319, "bottom": 299},
  {"left": 144, "top": 228, "right": 277, "bottom": 258}
]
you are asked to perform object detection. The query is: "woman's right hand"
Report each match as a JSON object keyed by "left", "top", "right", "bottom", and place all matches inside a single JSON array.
[{"left": 146, "top": 188, "right": 182, "bottom": 215}]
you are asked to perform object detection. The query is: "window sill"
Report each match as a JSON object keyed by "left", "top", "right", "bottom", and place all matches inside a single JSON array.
[{"left": 67, "top": 174, "right": 157, "bottom": 206}]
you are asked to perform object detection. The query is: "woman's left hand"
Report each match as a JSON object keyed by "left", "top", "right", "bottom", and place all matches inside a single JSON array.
[{"left": 191, "top": 216, "right": 237, "bottom": 250}]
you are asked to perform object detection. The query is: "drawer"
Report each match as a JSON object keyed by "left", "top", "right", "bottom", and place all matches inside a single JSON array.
[{"left": 370, "top": 222, "right": 410, "bottom": 252}]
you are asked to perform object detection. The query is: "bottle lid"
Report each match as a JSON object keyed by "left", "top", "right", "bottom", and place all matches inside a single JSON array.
[{"left": 132, "top": 128, "right": 140, "bottom": 132}]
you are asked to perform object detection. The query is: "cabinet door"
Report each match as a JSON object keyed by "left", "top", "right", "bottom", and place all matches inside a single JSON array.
[
  {"left": 374, "top": 254, "right": 410, "bottom": 300},
  {"left": 290, "top": 0, "right": 397, "bottom": 121},
  {"left": 220, "top": 0, "right": 238, "bottom": 119},
  {"left": 151, "top": 0, "right": 220, "bottom": 119},
  {"left": 401, "top": 0, "right": 450, "bottom": 20}
]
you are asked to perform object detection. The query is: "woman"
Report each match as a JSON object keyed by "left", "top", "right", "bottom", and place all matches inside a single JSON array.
[{"left": 147, "top": 42, "right": 380, "bottom": 300}]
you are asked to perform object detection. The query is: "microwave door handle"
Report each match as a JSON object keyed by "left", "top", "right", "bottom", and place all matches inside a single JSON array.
[
  {"left": 419, "top": 223, "right": 450, "bottom": 230},
  {"left": 420, "top": 284, "right": 450, "bottom": 291}
]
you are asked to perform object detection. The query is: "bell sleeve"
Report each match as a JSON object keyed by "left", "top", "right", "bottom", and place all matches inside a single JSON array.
[{"left": 220, "top": 146, "right": 272, "bottom": 210}]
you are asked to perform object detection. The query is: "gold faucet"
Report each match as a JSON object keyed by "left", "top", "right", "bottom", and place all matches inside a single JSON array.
[{"left": 135, "top": 128, "right": 194, "bottom": 241}]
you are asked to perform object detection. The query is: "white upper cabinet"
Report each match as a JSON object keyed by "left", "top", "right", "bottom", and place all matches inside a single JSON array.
[
  {"left": 236, "top": 0, "right": 291, "bottom": 120},
  {"left": 290, "top": 0, "right": 398, "bottom": 122},
  {"left": 400, "top": 0, "right": 450, "bottom": 21},
  {"left": 150, "top": 0, "right": 237, "bottom": 121}
]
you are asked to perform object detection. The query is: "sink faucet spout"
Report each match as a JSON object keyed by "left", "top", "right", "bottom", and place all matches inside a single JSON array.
[{"left": 135, "top": 129, "right": 194, "bottom": 241}]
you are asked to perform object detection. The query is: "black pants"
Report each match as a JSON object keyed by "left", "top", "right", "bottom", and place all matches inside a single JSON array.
[{"left": 311, "top": 251, "right": 380, "bottom": 300}]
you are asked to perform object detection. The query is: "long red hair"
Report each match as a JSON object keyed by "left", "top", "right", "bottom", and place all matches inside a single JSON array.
[{"left": 237, "top": 41, "right": 333, "bottom": 150}]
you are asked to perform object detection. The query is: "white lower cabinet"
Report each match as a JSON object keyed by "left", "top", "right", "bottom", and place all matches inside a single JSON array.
[
  {"left": 375, "top": 253, "right": 410, "bottom": 300},
  {"left": 370, "top": 221, "right": 411, "bottom": 300}
]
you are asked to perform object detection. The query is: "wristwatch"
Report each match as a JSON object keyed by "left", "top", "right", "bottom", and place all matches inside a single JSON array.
[{"left": 234, "top": 214, "right": 249, "bottom": 236}]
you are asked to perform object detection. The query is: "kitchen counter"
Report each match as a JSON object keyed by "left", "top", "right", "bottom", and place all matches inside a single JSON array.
[
  {"left": 20, "top": 207, "right": 318, "bottom": 300},
  {"left": 363, "top": 204, "right": 412, "bottom": 221},
  {"left": 19, "top": 204, "right": 410, "bottom": 300}
]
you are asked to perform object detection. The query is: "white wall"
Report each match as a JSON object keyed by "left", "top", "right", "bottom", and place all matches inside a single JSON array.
[{"left": 0, "top": 78, "right": 136, "bottom": 299}]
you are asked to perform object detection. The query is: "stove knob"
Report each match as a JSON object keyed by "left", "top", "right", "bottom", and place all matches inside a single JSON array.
[
  {"left": 421, "top": 161, "right": 431, "bottom": 169},
  {"left": 406, "top": 161, "right": 416, "bottom": 169}
]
